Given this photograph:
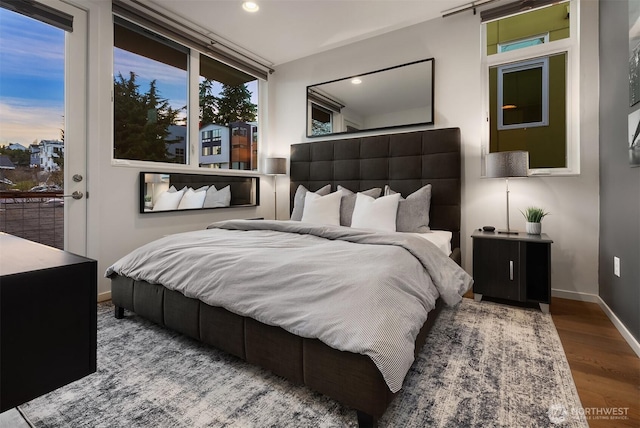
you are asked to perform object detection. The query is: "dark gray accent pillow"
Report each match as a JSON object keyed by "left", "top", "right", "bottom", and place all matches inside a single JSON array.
[
  {"left": 337, "top": 185, "right": 382, "bottom": 226},
  {"left": 290, "top": 184, "right": 331, "bottom": 221},
  {"left": 384, "top": 184, "right": 432, "bottom": 232}
]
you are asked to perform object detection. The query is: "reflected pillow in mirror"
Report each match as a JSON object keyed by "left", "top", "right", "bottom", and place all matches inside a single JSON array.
[
  {"left": 384, "top": 184, "right": 432, "bottom": 232},
  {"left": 178, "top": 187, "right": 207, "bottom": 209},
  {"left": 351, "top": 193, "right": 401, "bottom": 232},
  {"left": 204, "top": 185, "right": 231, "bottom": 208},
  {"left": 300, "top": 190, "right": 342, "bottom": 226},
  {"left": 290, "top": 184, "right": 331, "bottom": 221},
  {"left": 337, "top": 185, "right": 382, "bottom": 226},
  {"left": 153, "top": 187, "right": 186, "bottom": 211}
]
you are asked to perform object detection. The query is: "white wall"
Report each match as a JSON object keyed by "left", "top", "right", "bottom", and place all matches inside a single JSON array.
[
  {"left": 83, "top": 1, "right": 274, "bottom": 297},
  {"left": 267, "top": 1, "right": 600, "bottom": 297},
  {"left": 79, "top": 0, "right": 599, "bottom": 299}
]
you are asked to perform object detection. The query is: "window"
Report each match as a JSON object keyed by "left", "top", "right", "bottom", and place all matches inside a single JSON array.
[
  {"left": 483, "top": 1, "right": 578, "bottom": 174},
  {"left": 497, "top": 57, "right": 549, "bottom": 130},
  {"left": 113, "top": 16, "right": 261, "bottom": 171},
  {"left": 198, "top": 54, "right": 258, "bottom": 170},
  {"left": 113, "top": 18, "right": 188, "bottom": 164},
  {"left": 498, "top": 34, "right": 548, "bottom": 53}
]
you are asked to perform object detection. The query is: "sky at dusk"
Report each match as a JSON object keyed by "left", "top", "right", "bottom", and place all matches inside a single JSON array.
[{"left": 0, "top": 8, "right": 64, "bottom": 146}]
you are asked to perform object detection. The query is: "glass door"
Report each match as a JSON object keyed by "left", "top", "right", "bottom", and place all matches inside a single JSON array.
[{"left": 0, "top": 0, "right": 87, "bottom": 254}]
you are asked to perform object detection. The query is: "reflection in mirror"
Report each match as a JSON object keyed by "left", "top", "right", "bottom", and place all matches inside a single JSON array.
[
  {"left": 307, "top": 58, "right": 434, "bottom": 137},
  {"left": 140, "top": 172, "right": 259, "bottom": 213}
]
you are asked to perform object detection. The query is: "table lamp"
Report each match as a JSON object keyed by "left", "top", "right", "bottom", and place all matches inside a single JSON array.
[{"left": 486, "top": 151, "right": 529, "bottom": 234}]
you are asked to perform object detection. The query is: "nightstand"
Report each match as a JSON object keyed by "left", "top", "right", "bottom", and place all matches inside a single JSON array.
[{"left": 472, "top": 230, "right": 553, "bottom": 313}]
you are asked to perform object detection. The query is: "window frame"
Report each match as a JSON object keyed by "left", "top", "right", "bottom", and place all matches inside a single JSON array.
[
  {"left": 497, "top": 57, "right": 549, "bottom": 130},
  {"left": 111, "top": 15, "right": 265, "bottom": 174},
  {"left": 481, "top": 0, "right": 579, "bottom": 176}
]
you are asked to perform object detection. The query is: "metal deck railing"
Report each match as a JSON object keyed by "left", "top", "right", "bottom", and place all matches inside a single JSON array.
[{"left": 0, "top": 191, "right": 64, "bottom": 249}]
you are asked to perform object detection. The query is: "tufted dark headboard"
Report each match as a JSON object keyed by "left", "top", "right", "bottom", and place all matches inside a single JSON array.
[{"left": 289, "top": 128, "right": 461, "bottom": 250}]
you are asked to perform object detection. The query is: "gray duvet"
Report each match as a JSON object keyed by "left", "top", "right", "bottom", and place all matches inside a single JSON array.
[{"left": 105, "top": 220, "right": 472, "bottom": 393}]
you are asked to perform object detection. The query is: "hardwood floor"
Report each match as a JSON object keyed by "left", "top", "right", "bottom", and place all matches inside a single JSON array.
[{"left": 551, "top": 297, "right": 640, "bottom": 428}]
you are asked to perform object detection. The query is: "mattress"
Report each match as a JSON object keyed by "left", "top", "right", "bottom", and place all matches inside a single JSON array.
[{"left": 409, "top": 230, "right": 453, "bottom": 256}]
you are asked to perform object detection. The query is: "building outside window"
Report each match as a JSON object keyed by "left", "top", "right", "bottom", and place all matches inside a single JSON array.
[{"left": 198, "top": 54, "right": 258, "bottom": 171}]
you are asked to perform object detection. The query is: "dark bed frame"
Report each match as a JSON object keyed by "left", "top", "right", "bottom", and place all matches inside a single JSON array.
[{"left": 111, "top": 127, "right": 462, "bottom": 427}]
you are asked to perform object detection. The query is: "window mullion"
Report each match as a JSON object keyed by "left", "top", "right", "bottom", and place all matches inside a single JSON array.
[{"left": 188, "top": 49, "right": 200, "bottom": 168}]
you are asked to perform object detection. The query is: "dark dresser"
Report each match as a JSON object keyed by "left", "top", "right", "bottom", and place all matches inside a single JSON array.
[{"left": 0, "top": 233, "right": 97, "bottom": 411}]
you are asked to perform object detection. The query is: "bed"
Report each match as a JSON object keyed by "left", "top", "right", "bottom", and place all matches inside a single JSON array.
[{"left": 108, "top": 127, "right": 470, "bottom": 427}]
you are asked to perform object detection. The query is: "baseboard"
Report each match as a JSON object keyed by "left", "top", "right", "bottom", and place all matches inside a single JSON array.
[
  {"left": 551, "top": 288, "right": 599, "bottom": 303},
  {"left": 552, "top": 289, "right": 640, "bottom": 358},
  {"left": 596, "top": 297, "right": 640, "bottom": 358},
  {"left": 98, "top": 291, "right": 112, "bottom": 303}
]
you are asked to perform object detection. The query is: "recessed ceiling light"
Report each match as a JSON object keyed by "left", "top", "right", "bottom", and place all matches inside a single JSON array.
[
  {"left": 351, "top": 78, "right": 362, "bottom": 85},
  {"left": 242, "top": 2, "right": 259, "bottom": 12}
]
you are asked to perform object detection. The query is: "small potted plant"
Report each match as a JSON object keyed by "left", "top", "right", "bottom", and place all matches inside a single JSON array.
[
  {"left": 521, "top": 206, "right": 549, "bottom": 235},
  {"left": 144, "top": 194, "right": 152, "bottom": 209}
]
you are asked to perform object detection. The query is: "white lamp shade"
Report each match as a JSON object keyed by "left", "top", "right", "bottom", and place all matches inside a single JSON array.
[
  {"left": 486, "top": 151, "right": 529, "bottom": 178},
  {"left": 265, "top": 157, "right": 287, "bottom": 175}
]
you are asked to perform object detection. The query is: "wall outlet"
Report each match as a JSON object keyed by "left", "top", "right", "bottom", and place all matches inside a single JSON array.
[{"left": 614, "top": 256, "right": 621, "bottom": 277}]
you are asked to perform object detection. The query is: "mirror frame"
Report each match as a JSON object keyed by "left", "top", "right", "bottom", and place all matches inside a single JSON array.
[
  {"left": 306, "top": 58, "right": 434, "bottom": 138},
  {"left": 139, "top": 172, "right": 260, "bottom": 214}
]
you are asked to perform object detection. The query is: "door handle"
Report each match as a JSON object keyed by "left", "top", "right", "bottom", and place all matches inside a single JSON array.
[
  {"left": 62, "top": 191, "right": 83, "bottom": 200},
  {"left": 509, "top": 260, "right": 514, "bottom": 281}
]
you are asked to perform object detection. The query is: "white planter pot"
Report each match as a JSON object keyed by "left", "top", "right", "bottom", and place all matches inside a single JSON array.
[{"left": 526, "top": 222, "right": 542, "bottom": 235}]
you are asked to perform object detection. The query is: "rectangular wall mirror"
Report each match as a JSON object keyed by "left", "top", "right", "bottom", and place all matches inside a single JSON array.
[
  {"left": 306, "top": 58, "right": 434, "bottom": 137},
  {"left": 140, "top": 172, "right": 259, "bottom": 213}
]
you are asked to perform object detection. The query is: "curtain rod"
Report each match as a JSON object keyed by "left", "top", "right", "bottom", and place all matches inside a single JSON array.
[{"left": 441, "top": 0, "right": 499, "bottom": 18}]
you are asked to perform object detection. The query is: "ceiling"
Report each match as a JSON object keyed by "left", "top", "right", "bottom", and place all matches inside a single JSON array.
[{"left": 148, "top": 0, "right": 470, "bottom": 67}]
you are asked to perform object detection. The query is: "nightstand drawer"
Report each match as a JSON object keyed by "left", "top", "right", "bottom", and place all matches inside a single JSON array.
[{"left": 473, "top": 238, "right": 524, "bottom": 301}]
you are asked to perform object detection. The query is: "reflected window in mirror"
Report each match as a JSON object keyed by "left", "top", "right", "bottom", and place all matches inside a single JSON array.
[
  {"left": 306, "top": 58, "right": 434, "bottom": 137},
  {"left": 310, "top": 103, "right": 334, "bottom": 136}
]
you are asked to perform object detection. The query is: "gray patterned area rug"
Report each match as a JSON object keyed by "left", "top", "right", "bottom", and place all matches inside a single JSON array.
[{"left": 21, "top": 299, "right": 587, "bottom": 427}]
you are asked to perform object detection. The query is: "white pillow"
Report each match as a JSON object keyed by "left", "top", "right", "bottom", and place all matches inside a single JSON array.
[
  {"left": 350, "top": 192, "right": 401, "bottom": 232},
  {"left": 203, "top": 185, "right": 231, "bottom": 208},
  {"left": 178, "top": 187, "right": 206, "bottom": 209},
  {"left": 153, "top": 187, "right": 185, "bottom": 211},
  {"left": 300, "top": 190, "right": 343, "bottom": 225},
  {"left": 291, "top": 184, "right": 331, "bottom": 221}
]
